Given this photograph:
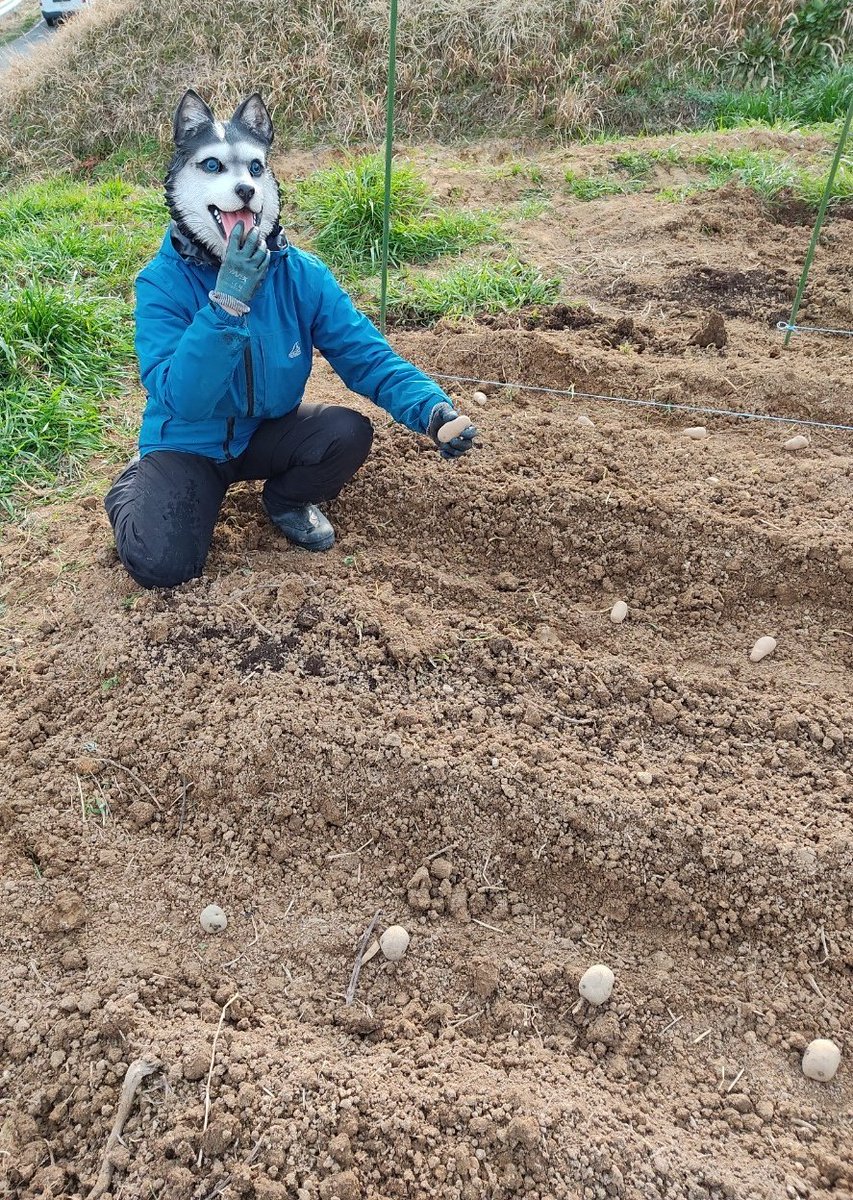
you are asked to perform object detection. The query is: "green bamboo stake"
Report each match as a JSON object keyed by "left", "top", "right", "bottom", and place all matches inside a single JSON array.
[
  {"left": 783, "top": 94, "right": 853, "bottom": 347},
  {"left": 379, "top": 0, "right": 399, "bottom": 335}
]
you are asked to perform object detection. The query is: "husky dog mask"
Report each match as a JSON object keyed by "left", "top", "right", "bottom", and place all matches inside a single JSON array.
[{"left": 165, "top": 90, "right": 280, "bottom": 261}]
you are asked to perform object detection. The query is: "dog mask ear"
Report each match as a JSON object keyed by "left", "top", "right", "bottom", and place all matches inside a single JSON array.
[
  {"left": 173, "top": 90, "right": 216, "bottom": 145},
  {"left": 231, "top": 94, "right": 274, "bottom": 147}
]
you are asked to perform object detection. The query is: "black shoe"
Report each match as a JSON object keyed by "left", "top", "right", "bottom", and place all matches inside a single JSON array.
[{"left": 266, "top": 503, "right": 335, "bottom": 552}]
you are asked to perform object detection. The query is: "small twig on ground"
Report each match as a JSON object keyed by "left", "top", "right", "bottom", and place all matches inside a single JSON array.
[
  {"left": 201, "top": 1135, "right": 264, "bottom": 1199},
  {"left": 693, "top": 1029, "right": 712, "bottom": 1044},
  {"left": 660, "top": 1014, "right": 683, "bottom": 1035},
  {"left": 86, "top": 757, "right": 162, "bottom": 810},
  {"left": 805, "top": 973, "right": 825, "bottom": 1000},
  {"left": 345, "top": 909, "right": 382, "bottom": 1007},
  {"left": 29, "top": 960, "right": 55, "bottom": 994},
  {"left": 727, "top": 1067, "right": 745, "bottom": 1093},
  {"left": 447, "top": 1008, "right": 486, "bottom": 1029},
  {"left": 817, "top": 924, "right": 830, "bottom": 965},
  {"left": 471, "top": 918, "right": 505, "bottom": 934},
  {"left": 198, "top": 994, "right": 239, "bottom": 1168},
  {"left": 233, "top": 598, "right": 275, "bottom": 638},
  {"left": 176, "top": 776, "right": 188, "bottom": 839},
  {"left": 425, "top": 844, "right": 456, "bottom": 862},
  {"left": 87, "top": 1057, "right": 160, "bottom": 1199},
  {"left": 76, "top": 774, "right": 85, "bottom": 824},
  {"left": 327, "top": 838, "right": 374, "bottom": 861}
]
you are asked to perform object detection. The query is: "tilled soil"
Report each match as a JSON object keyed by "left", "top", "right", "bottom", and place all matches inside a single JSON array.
[{"left": 1, "top": 146, "right": 852, "bottom": 1200}]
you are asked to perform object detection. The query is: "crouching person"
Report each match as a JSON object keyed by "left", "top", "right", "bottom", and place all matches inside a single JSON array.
[{"left": 106, "top": 89, "right": 477, "bottom": 590}]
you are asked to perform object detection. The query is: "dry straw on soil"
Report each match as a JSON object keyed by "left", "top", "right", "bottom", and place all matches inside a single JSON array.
[{"left": 0, "top": 0, "right": 837, "bottom": 173}]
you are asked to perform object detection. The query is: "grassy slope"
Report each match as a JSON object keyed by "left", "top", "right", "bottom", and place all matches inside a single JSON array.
[{"left": 0, "top": 0, "right": 850, "bottom": 177}]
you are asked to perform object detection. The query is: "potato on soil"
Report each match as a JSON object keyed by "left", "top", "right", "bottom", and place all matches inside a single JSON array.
[
  {"left": 579, "top": 964, "right": 615, "bottom": 1006},
  {"left": 200, "top": 904, "right": 228, "bottom": 934},
  {"left": 379, "top": 925, "right": 410, "bottom": 961},
  {"left": 802, "top": 1038, "right": 841, "bottom": 1082}
]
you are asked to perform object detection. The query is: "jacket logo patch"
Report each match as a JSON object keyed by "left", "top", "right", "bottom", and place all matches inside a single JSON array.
[{"left": 288, "top": 341, "right": 301, "bottom": 359}]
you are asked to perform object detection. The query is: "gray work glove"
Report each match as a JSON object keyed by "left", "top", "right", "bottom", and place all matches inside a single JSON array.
[
  {"left": 214, "top": 223, "right": 270, "bottom": 308},
  {"left": 427, "top": 401, "right": 478, "bottom": 461}
]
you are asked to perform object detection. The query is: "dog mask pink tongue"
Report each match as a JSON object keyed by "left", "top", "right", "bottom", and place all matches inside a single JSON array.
[{"left": 221, "top": 208, "right": 254, "bottom": 241}]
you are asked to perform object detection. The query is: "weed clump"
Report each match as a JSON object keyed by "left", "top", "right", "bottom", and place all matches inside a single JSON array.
[
  {"left": 382, "top": 259, "right": 560, "bottom": 325},
  {"left": 295, "top": 156, "right": 493, "bottom": 270},
  {"left": 0, "top": 178, "right": 155, "bottom": 506}
]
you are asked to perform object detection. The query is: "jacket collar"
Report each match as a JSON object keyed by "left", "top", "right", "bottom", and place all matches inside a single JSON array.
[{"left": 164, "top": 221, "right": 288, "bottom": 267}]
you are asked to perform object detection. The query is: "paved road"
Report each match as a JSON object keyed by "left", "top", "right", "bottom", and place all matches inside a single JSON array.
[{"left": 0, "top": 16, "right": 53, "bottom": 73}]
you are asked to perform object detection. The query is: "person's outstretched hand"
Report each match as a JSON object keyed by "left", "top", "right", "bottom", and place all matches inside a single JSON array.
[
  {"left": 427, "top": 401, "right": 478, "bottom": 460},
  {"left": 215, "top": 223, "right": 270, "bottom": 307}
]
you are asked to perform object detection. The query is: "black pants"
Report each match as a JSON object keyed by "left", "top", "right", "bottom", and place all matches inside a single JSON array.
[{"left": 105, "top": 403, "right": 373, "bottom": 589}]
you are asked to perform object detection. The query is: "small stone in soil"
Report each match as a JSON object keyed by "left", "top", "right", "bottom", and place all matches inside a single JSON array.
[
  {"left": 610, "top": 600, "right": 628, "bottom": 624},
  {"left": 472, "top": 391, "right": 488, "bottom": 406},
  {"left": 749, "top": 636, "right": 777, "bottom": 663},
  {"left": 380, "top": 925, "right": 410, "bottom": 961},
  {"left": 684, "top": 426, "right": 708, "bottom": 440},
  {"left": 576, "top": 415, "right": 595, "bottom": 428},
  {"left": 579, "top": 963, "right": 615, "bottom": 1006},
  {"left": 802, "top": 1038, "right": 841, "bottom": 1082},
  {"left": 200, "top": 904, "right": 228, "bottom": 934},
  {"left": 784, "top": 435, "right": 809, "bottom": 451}
]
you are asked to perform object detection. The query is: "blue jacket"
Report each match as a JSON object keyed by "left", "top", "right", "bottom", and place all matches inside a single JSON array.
[{"left": 135, "top": 227, "right": 450, "bottom": 459}]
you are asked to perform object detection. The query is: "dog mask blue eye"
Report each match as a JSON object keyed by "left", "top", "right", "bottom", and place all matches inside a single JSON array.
[
  {"left": 249, "top": 160, "right": 264, "bottom": 178},
  {"left": 202, "top": 158, "right": 221, "bottom": 173}
]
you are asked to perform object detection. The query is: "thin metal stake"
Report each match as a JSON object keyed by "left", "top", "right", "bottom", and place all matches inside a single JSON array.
[
  {"left": 379, "top": 0, "right": 399, "bottom": 335},
  {"left": 783, "top": 96, "right": 853, "bottom": 348}
]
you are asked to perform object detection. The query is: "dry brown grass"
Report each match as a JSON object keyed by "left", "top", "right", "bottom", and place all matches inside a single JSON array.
[
  {"left": 0, "top": 0, "right": 846, "bottom": 174},
  {"left": 0, "top": 0, "right": 41, "bottom": 47}
]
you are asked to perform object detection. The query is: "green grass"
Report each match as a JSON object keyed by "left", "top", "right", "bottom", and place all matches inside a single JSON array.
[
  {"left": 694, "top": 63, "right": 853, "bottom": 129},
  {"left": 0, "top": 178, "right": 164, "bottom": 295},
  {"left": 382, "top": 258, "right": 560, "bottom": 325},
  {"left": 595, "top": 62, "right": 853, "bottom": 137},
  {"left": 294, "top": 155, "right": 494, "bottom": 270},
  {"left": 0, "top": 382, "right": 105, "bottom": 507},
  {"left": 0, "top": 178, "right": 161, "bottom": 506},
  {"left": 566, "top": 138, "right": 853, "bottom": 208},
  {"left": 612, "top": 147, "right": 684, "bottom": 176},
  {"left": 651, "top": 145, "right": 853, "bottom": 205},
  {"left": 564, "top": 168, "right": 645, "bottom": 201}
]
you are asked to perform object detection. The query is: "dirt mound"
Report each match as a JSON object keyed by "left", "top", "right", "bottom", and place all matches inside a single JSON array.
[{"left": 1, "top": 168, "right": 852, "bottom": 1199}]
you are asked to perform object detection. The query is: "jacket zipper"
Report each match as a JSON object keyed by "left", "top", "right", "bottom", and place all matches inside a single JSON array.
[
  {"left": 244, "top": 345, "right": 255, "bottom": 418},
  {"left": 222, "top": 346, "right": 253, "bottom": 460},
  {"left": 223, "top": 416, "right": 235, "bottom": 460}
]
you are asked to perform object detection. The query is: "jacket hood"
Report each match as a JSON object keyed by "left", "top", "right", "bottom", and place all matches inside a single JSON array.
[{"left": 166, "top": 220, "right": 288, "bottom": 268}]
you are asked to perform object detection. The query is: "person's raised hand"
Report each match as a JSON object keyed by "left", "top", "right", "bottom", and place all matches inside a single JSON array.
[{"left": 214, "top": 222, "right": 270, "bottom": 308}]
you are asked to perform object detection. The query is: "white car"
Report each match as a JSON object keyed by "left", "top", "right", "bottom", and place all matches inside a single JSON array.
[{"left": 41, "top": 0, "right": 89, "bottom": 27}]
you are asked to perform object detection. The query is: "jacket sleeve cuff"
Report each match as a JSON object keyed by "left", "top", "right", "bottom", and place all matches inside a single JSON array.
[{"left": 208, "top": 299, "right": 249, "bottom": 328}]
